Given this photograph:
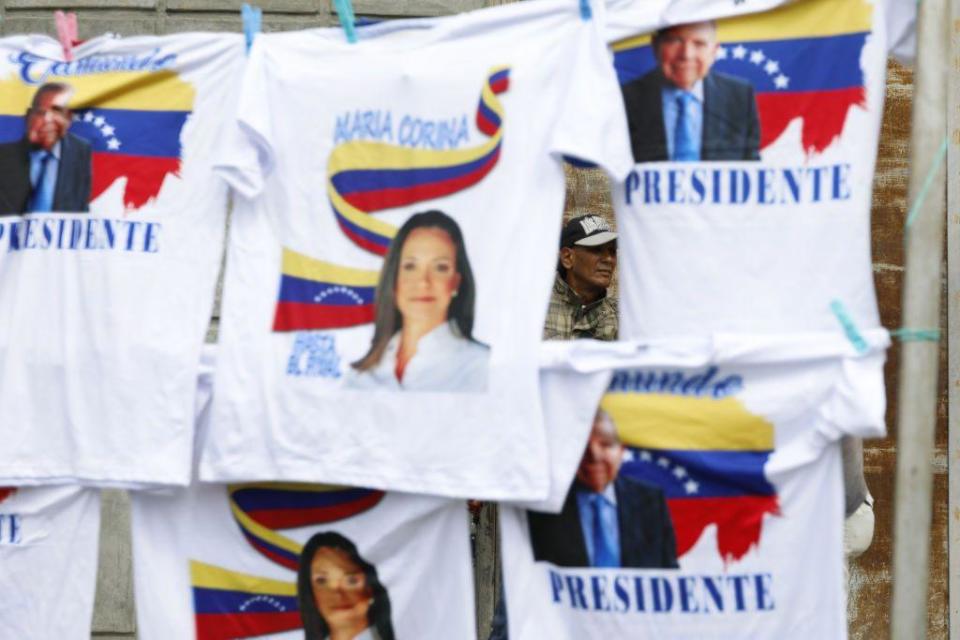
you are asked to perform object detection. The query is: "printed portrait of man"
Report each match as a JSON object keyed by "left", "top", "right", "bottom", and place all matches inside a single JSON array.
[
  {"left": 528, "top": 409, "right": 679, "bottom": 569},
  {"left": 620, "top": 21, "right": 761, "bottom": 163},
  {"left": 0, "top": 82, "right": 92, "bottom": 216}
]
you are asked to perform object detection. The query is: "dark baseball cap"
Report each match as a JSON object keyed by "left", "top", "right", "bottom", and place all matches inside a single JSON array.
[{"left": 560, "top": 214, "right": 617, "bottom": 248}]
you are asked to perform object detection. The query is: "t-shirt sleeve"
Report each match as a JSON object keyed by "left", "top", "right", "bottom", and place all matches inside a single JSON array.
[
  {"left": 885, "top": 0, "right": 916, "bottom": 66},
  {"left": 817, "top": 348, "right": 888, "bottom": 440},
  {"left": 213, "top": 40, "right": 275, "bottom": 200},
  {"left": 548, "top": 17, "right": 634, "bottom": 182}
]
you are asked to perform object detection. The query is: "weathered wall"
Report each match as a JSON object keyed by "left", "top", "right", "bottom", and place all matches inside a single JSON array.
[{"left": 0, "top": 2, "right": 944, "bottom": 639}]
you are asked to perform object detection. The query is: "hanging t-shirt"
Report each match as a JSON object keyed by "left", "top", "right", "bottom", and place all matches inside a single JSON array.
[
  {"left": 0, "top": 34, "right": 243, "bottom": 486},
  {"left": 605, "top": 0, "right": 892, "bottom": 337},
  {"left": 131, "top": 483, "right": 475, "bottom": 640},
  {"left": 500, "top": 332, "right": 888, "bottom": 640},
  {"left": 204, "top": 0, "right": 634, "bottom": 499},
  {"left": 0, "top": 485, "right": 101, "bottom": 639}
]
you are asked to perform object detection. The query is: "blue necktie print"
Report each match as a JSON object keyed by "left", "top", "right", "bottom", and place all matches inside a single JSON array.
[
  {"left": 673, "top": 92, "right": 698, "bottom": 162},
  {"left": 591, "top": 494, "right": 617, "bottom": 568},
  {"left": 29, "top": 152, "right": 53, "bottom": 213}
]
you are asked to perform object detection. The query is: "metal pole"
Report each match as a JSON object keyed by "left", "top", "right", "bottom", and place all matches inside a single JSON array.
[{"left": 890, "top": 0, "right": 949, "bottom": 637}]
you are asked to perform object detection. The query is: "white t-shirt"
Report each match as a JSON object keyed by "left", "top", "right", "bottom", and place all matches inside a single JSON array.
[
  {"left": 0, "top": 34, "right": 243, "bottom": 486},
  {"left": 204, "top": 0, "right": 634, "bottom": 499},
  {"left": 0, "top": 486, "right": 101, "bottom": 640},
  {"left": 131, "top": 484, "right": 474, "bottom": 640},
  {"left": 606, "top": 0, "right": 890, "bottom": 337},
  {"left": 501, "top": 332, "right": 888, "bottom": 640}
]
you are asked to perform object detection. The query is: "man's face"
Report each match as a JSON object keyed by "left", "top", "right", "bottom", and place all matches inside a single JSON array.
[
  {"left": 26, "top": 89, "right": 71, "bottom": 151},
  {"left": 575, "top": 413, "right": 624, "bottom": 493},
  {"left": 655, "top": 22, "right": 719, "bottom": 91},
  {"left": 560, "top": 241, "right": 617, "bottom": 292}
]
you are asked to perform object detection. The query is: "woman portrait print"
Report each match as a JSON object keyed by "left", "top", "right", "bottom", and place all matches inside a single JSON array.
[
  {"left": 344, "top": 209, "right": 490, "bottom": 392},
  {"left": 297, "top": 532, "right": 395, "bottom": 640}
]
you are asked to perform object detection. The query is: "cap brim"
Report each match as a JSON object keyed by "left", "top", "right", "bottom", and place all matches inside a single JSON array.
[{"left": 574, "top": 231, "right": 617, "bottom": 247}]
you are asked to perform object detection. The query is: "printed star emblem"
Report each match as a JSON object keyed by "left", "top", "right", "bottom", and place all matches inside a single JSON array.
[
  {"left": 672, "top": 466, "right": 688, "bottom": 479},
  {"left": 83, "top": 111, "right": 95, "bottom": 123},
  {"left": 622, "top": 450, "right": 635, "bottom": 462},
  {"left": 716, "top": 46, "right": 728, "bottom": 60},
  {"left": 107, "top": 138, "right": 121, "bottom": 150},
  {"left": 94, "top": 116, "right": 106, "bottom": 127},
  {"left": 684, "top": 479, "right": 700, "bottom": 495},
  {"left": 639, "top": 450, "right": 653, "bottom": 462},
  {"left": 732, "top": 45, "right": 748, "bottom": 60},
  {"left": 774, "top": 74, "right": 790, "bottom": 89},
  {"left": 657, "top": 456, "right": 670, "bottom": 468},
  {"left": 750, "top": 49, "right": 766, "bottom": 65},
  {"left": 101, "top": 125, "right": 116, "bottom": 137},
  {"left": 764, "top": 60, "right": 780, "bottom": 75}
]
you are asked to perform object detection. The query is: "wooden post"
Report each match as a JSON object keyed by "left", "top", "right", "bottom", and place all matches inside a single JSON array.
[
  {"left": 947, "top": 0, "right": 960, "bottom": 636},
  {"left": 473, "top": 503, "right": 500, "bottom": 640},
  {"left": 890, "top": 0, "right": 949, "bottom": 637}
]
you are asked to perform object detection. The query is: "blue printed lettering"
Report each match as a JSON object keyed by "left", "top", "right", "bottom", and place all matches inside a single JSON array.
[
  {"left": 590, "top": 575, "right": 612, "bottom": 612},
  {"left": 755, "top": 573, "right": 774, "bottom": 611},
  {"left": 620, "top": 164, "right": 855, "bottom": 207},
  {"left": 650, "top": 577, "right": 673, "bottom": 612},
  {"left": 286, "top": 333, "right": 342, "bottom": 379},
  {"left": 565, "top": 575, "right": 589, "bottom": 610}
]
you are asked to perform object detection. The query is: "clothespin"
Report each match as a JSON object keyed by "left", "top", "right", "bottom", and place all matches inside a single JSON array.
[
  {"left": 54, "top": 11, "right": 79, "bottom": 62},
  {"left": 829, "top": 300, "right": 869, "bottom": 354},
  {"left": 580, "top": 0, "right": 593, "bottom": 21},
  {"left": 241, "top": 3, "right": 262, "bottom": 54},
  {"left": 333, "top": 0, "right": 358, "bottom": 44}
]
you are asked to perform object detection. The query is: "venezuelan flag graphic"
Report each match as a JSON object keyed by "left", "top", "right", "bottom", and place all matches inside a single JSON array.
[
  {"left": 602, "top": 388, "right": 780, "bottom": 563},
  {"left": 192, "top": 562, "right": 301, "bottom": 640},
  {"left": 273, "top": 249, "right": 379, "bottom": 332},
  {"left": 274, "top": 67, "right": 510, "bottom": 333},
  {"left": 0, "top": 70, "right": 194, "bottom": 210},
  {"left": 612, "top": 0, "right": 872, "bottom": 155},
  {"left": 190, "top": 483, "right": 384, "bottom": 639}
]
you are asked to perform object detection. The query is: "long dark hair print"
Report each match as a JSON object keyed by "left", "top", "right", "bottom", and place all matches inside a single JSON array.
[
  {"left": 352, "top": 209, "right": 479, "bottom": 372},
  {"left": 296, "top": 531, "right": 395, "bottom": 640}
]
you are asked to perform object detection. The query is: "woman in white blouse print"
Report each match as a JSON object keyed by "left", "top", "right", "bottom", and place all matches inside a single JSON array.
[
  {"left": 297, "top": 532, "right": 395, "bottom": 640},
  {"left": 345, "top": 209, "right": 489, "bottom": 392}
]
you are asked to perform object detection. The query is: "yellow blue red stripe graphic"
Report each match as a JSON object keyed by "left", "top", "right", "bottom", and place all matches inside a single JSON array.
[
  {"left": 273, "top": 67, "right": 510, "bottom": 332},
  {"left": 611, "top": 0, "right": 872, "bottom": 154},
  {"left": 602, "top": 371, "right": 780, "bottom": 562},
  {"left": 190, "top": 484, "right": 384, "bottom": 639}
]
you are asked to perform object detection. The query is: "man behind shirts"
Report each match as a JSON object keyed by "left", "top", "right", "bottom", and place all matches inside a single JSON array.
[
  {"left": 620, "top": 20, "right": 761, "bottom": 163},
  {"left": 0, "top": 82, "right": 92, "bottom": 216},
  {"left": 543, "top": 214, "right": 618, "bottom": 341},
  {"left": 486, "top": 214, "right": 620, "bottom": 640},
  {"left": 527, "top": 409, "right": 679, "bottom": 569}
]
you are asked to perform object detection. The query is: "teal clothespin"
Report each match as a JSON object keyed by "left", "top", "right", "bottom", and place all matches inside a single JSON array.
[
  {"left": 829, "top": 300, "right": 869, "bottom": 354},
  {"left": 580, "top": 0, "right": 593, "bottom": 21},
  {"left": 334, "top": 0, "right": 358, "bottom": 44},
  {"left": 242, "top": 3, "right": 262, "bottom": 54}
]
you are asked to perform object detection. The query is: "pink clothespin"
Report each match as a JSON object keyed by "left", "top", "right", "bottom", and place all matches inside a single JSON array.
[{"left": 54, "top": 11, "right": 80, "bottom": 61}]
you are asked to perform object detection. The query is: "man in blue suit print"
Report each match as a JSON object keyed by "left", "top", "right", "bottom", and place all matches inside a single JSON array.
[{"left": 621, "top": 21, "right": 761, "bottom": 163}]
